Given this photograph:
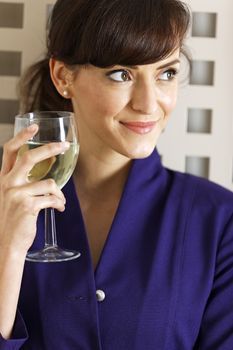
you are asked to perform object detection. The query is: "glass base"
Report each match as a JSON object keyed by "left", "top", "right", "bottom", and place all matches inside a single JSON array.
[{"left": 26, "top": 246, "right": 81, "bottom": 263}]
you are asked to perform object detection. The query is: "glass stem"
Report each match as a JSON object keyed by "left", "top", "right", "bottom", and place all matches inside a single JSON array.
[{"left": 44, "top": 208, "right": 58, "bottom": 248}]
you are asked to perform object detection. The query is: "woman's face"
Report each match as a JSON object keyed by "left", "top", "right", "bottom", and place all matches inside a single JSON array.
[{"left": 68, "top": 49, "right": 180, "bottom": 160}]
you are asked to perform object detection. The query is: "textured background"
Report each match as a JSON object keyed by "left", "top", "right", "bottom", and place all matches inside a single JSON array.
[{"left": 0, "top": 0, "right": 232, "bottom": 190}]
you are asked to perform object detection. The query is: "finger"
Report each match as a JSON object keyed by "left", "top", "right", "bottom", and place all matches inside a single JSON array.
[
  {"left": 22, "top": 195, "right": 66, "bottom": 215},
  {"left": 33, "top": 195, "right": 66, "bottom": 213},
  {"left": 22, "top": 179, "right": 66, "bottom": 202},
  {"left": 11, "top": 141, "right": 70, "bottom": 185},
  {"left": 1, "top": 124, "right": 39, "bottom": 175}
]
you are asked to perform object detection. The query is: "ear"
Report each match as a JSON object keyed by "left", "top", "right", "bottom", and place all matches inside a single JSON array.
[{"left": 49, "top": 58, "right": 73, "bottom": 99}]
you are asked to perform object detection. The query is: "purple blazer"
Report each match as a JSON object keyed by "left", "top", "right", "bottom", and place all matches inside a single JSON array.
[{"left": 1, "top": 149, "right": 233, "bottom": 349}]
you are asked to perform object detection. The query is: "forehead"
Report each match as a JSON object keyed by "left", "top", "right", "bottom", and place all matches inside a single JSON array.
[
  {"left": 123, "top": 49, "right": 181, "bottom": 70},
  {"left": 70, "top": 49, "right": 181, "bottom": 80},
  {"left": 104, "top": 48, "right": 181, "bottom": 73},
  {"left": 96, "top": 49, "right": 180, "bottom": 70},
  {"left": 159, "top": 48, "right": 180, "bottom": 63}
]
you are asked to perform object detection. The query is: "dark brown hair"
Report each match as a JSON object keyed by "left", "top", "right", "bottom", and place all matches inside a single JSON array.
[{"left": 19, "top": 0, "right": 191, "bottom": 113}]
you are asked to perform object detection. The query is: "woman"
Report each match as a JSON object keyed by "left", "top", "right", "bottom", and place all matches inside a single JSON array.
[{"left": 0, "top": 0, "right": 233, "bottom": 349}]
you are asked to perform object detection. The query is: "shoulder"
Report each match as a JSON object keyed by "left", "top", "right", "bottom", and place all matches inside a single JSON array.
[{"left": 165, "top": 168, "right": 233, "bottom": 218}]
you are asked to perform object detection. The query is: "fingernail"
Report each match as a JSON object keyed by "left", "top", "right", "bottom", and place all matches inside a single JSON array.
[
  {"left": 27, "top": 124, "right": 37, "bottom": 132},
  {"left": 62, "top": 141, "right": 70, "bottom": 149}
]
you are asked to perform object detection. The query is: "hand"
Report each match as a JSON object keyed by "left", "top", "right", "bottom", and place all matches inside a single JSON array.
[{"left": 0, "top": 124, "right": 68, "bottom": 255}]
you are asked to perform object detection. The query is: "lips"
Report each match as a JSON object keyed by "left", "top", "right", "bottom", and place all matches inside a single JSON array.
[{"left": 120, "top": 121, "right": 157, "bottom": 135}]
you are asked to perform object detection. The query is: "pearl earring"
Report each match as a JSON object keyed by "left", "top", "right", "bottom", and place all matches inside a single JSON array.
[{"left": 63, "top": 90, "right": 69, "bottom": 97}]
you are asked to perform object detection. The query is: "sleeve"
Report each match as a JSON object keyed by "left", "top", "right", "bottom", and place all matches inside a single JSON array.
[
  {"left": 0, "top": 310, "right": 28, "bottom": 350},
  {"left": 195, "top": 213, "right": 233, "bottom": 349}
]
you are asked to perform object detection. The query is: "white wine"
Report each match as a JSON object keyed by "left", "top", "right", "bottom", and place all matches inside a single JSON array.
[{"left": 18, "top": 141, "right": 79, "bottom": 188}]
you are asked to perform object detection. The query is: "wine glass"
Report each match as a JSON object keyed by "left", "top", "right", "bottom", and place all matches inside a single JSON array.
[{"left": 14, "top": 111, "right": 81, "bottom": 262}]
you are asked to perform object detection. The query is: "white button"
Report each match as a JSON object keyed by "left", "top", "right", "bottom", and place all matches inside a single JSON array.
[{"left": 96, "top": 289, "right": 105, "bottom": 302}]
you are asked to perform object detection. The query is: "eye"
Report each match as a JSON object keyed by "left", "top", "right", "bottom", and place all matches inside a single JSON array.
[
  {"left": 107, "top": 70, "right": 131, "bottom": 82},
  {"left": 159, "top": 68, "right": 178, "bottom": 81}
]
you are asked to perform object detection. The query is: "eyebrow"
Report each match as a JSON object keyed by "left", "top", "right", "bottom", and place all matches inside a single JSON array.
[
  {"left": 124, "top": 59, "right": 181, "bottom": 70},
  {"left": 157, "top": 59, "right": 181, "bottom": 69}
]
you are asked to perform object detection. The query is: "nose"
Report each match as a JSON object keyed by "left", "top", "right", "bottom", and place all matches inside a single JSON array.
[{"left": 130, "top": 80, "right": 159, "bottom": 115}]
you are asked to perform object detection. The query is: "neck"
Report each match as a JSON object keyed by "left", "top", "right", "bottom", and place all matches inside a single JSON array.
[{"left": 73, "top": 149, "right": 132, "bottom": 199}]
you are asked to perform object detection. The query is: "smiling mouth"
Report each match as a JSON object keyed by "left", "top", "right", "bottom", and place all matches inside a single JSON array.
[{"left": 120, "top": 121, "right": 157, "bottom": 135}]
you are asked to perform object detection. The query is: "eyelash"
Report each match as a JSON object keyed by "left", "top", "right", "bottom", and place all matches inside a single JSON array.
[
  {"left": 106, "top": 68, "right": 179, "bottom": 83},
  {"left": 106, "top": 70, "right": 130, "bottom": 82},
  {"left": 160, "top": 69, "right": 178, "bottom": 81}
]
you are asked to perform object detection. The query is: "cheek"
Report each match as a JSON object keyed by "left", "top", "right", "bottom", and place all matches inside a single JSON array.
[
  {"left": 159, "top": 87, "right": 177, "bottom": 130},
  {"left": 161, "top": 87, "right": 178, "bottom": 115},
  {"left": 97, "top": 96, "right": 128, "bottom": 117},
  {"left": 74, "top": 83, "right": 130, "bottom": 118}
]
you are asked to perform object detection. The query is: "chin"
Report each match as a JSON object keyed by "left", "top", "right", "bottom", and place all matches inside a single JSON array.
[{"left": 122, "top": 143, "right": 157, "bottom": 160}]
